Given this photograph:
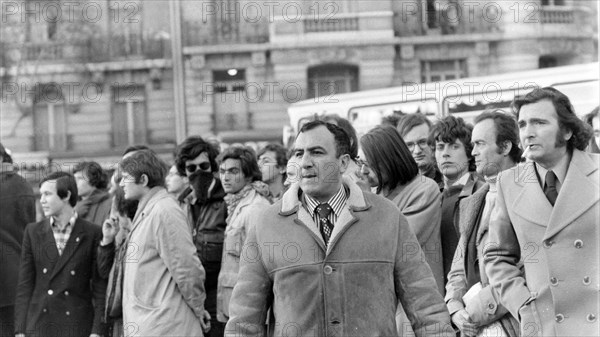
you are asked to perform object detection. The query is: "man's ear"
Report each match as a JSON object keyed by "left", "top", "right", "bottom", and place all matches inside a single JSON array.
[
  {"left": 338, "top": 154, "right": 351, "bottom": 174},
  {"left": 140, "top": 174, "right": 149, "bottom": 187},
  {"left": 500, "top": 141, "right": 512, "bottom": 156}
]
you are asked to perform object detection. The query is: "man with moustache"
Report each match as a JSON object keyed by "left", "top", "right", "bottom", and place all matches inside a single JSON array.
[
  {"left": 484, "top": 88, "right": 599, "bottom": 336},
  {"left": 224, "top": 120, "right": 452, "bottom": 337},
  {"left": 430, "top": 116, "right": 484, "bottom": 287},
  {"left": 175, "top": 136, "right": 227, "bottom": 337},
  {"left": 445, "top": 111, "right": 520, "bottom": 337}
]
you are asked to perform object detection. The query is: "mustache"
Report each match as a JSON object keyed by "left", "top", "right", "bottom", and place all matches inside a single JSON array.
[{"left": 189, "top": 171, "right": 214, "bottom": 203}]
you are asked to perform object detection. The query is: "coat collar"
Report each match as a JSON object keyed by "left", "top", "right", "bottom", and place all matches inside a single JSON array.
[
  {"left": 544, "top": 149, "right": 599, "bottom": 240},
  {"left": 49, "top": 218, "right": 87, "bottom": 279},
  {"left": 458, "top": 183, "right": 489, "bottom": 238},
  {"left": 510, "top": 150, "right": 599, "bottom": 235},
  {"left": 279, "top": 176, "right": 370, "bottom": 216},
  {"left": 130, "top": 187, "right": 169, "bottom": 234},
  {"left": 280, "top": 177, "right": 371, "bottom": 254}
]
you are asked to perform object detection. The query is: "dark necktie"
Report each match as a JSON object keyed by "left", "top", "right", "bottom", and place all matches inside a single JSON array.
[
  {"left": 544, "top": 170, "right": 558, "bottom": 206},
  {"left": 316, "top": 203, "right": 334, "bottom": 245}
]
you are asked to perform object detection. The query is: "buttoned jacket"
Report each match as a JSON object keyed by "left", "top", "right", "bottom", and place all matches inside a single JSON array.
[
  {"left": 484, "top": 149, "right": 600, "bottom": 336},
  {"left": 224, "top": 177, "right": 453, "bottom": 337},
  {"left": 14, "top": 218, "right": 106, "bottom": 337}
]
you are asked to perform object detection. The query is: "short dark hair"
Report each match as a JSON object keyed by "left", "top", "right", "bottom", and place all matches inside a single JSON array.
[
  {"left": 474, "top": 110, "right": 522, "bottom": 163},
  {"left": 73, "top": 161, "right": 108, "bottom": 189},
  {"left": 120, "top": 150, "right": 167, "bottom": 189},
  {"left": 175, "top": 136, "right": 219, "bottom": 175},
  {"left": 122, "top": 145, "right": 152, "bottom": 157},
  {"left": 257, "top": 143, "right": 288, "bottom": 168},
  {"left": 298, "top": 120, "right": 351, "bottom": 158},
  {"left": 40, "top": 171, "right": 78, "bottom": 207},
  {"left": 0, "top": 142, "right": 12, "bottom": 164},
  {"left": 397, "top": 113, "right": 433, "bottom": 138},
  {"left": 430, "top": 116, "right": 476, "bottom": 172},
  {"left": 360, "top": 125, "right": 419, "bottom": 193},
  {"left": 322, "top": 115, "right": 358, "bottom": 159},
  {"left": 512, "top": 87, "right": 593, "bottom": 151},
  {"left": 217, "top": 146, "right": 262, "bottom": 182}
]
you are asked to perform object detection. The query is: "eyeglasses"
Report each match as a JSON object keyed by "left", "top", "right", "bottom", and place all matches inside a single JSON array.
[
  {"left": 405, "top": 139, "right": 429, "bottom": 151},
  {"left": 185, "top": 162, "right": 211, "bottom": 173}
]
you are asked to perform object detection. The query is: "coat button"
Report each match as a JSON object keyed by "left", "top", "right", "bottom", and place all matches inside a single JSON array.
[
  {"left": 555, "top": 314, "right": 565, "bottom": 323},
  {"left": 47, "top": 289, "right": 54, "bottom": 295},
  {"left": 323, "top": 265, "right": 333, "bottom": 275},
  {"left": 587, "top": 313, "right": 597, "bottom": 322},
  {"left": 543, "top": 240, "right": 554, "bottom": 248},
  {"left": 583, "top": 276, "right": 591, "bottom": 285},
  {"left": 42, "top": 308, "right": 47, "bottom": 313},
  {"left": 488, "top": 303, "right": 496, "bottom": 310},
  {"left": 42, "top": 268, "right": 47, "bottom": 274},
  {"left": 66, "top": 311, "right": 70, "bottom": 316},
  {"left": 574, "top": 240, "right": 584, "bottom": 249},
  {"left": 550, "top": 277, "right": 558, "bottom": 286},
  {"left": 64, "top": 291, "right": 69, "bottom": 296},
  {"left": 70, "top": 270, "right": 76, "bottom": 276}
]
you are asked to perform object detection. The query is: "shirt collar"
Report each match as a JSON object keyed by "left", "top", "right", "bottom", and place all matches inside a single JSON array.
[
  {"left": 535, "top": 152, "right": 571, "bottom": 188},
  {"left": 50, "top": 212, "right": 78, "bottom": 230},
  {"left": 304, "top": 185, "right": 347, "bottom": 218},
  {"left": 447, "top": 171, "right": 470, "bottom": 188}
]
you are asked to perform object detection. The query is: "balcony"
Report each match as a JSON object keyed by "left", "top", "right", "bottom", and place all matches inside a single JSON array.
[
  {"left": 269, "top": 11, "right": 394, "bottom": 44},
  {"left": 2, "top": 34, "right": 170, "bottom": 67},
  {"left": 183, "top": 21, "right": 269, "bottom": 46},
  {"left": 541, "top": 6, "right": 575, "bottom": 24}
]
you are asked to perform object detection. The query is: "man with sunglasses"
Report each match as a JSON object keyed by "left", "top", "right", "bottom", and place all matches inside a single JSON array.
[{"left": 175, "top": 136, "right": 228, "bottom": 337}]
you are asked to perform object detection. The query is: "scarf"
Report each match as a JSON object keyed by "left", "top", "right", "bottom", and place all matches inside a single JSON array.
[
  {"left": 75, "top": 189, "right": 110, "bottom": 218},
  {"left": 223, "top": 181, "right": 271, "bottom": 223}
]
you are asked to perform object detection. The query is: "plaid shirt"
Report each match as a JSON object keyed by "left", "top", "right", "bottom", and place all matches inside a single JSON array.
[{"left": 50, "top": 212, "right": 77, "bottom": 255}]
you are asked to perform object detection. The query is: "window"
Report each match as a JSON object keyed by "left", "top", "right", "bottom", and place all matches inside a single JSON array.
[
  {"left": 212, "top": 69, "right": 249, "bottom": 132},
  {"left": 307, "top": 64, "right": 359, "bottom": 100},
  {"left": 539, "top": 55, "right": 558, "bottom": 68},
  {"left": 421, "top": 59, "right": 467, "bottom": 83},
  {"left": 423, "top": 0, "right": 440, "bottom": 29},
  {"left": 542, "top": 0, "right": 565, "bottom": 6},
  {"left": 111, "top": 85, "right": 147, "bottom": 148},
  {"left": 32, "top": 84, "right": 69, "bottom": 151}
]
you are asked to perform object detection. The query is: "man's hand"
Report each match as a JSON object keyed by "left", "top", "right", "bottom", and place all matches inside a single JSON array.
[
  {"left": 200, "top": 310, "right": 211, "bottom": 333},
  {"left": 15, "top": 334, "right": 25, "bottom": 337},
  {"left": 101, "top": 217, "right": 120, "bottom": 246},
  {"left": 451, "top": 309, "right": 478, "bottom": 337}
]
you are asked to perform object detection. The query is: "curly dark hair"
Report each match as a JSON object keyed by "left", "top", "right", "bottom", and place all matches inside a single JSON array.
[
  {"left": 512, "top": 87, "right": 593, "bottom": 151},
  {"left": 429, "top": 115, "right": 476, "bottom": 172},
  {"left": 73, "top": 161, "right": 108, "bottom": 189},
  {"left": 217, "top": 146, "right": 262, "bottom": 182},
  {"left": 120, "top": 150, "right": 167, "bottom": 189},
  {"left": 175, "top": 136, "right": 219, "bottom": 176}
]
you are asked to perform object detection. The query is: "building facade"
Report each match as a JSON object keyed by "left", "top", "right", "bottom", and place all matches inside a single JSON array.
[{"left": 0, "top": 0, "right": 597, "bottom": 164}]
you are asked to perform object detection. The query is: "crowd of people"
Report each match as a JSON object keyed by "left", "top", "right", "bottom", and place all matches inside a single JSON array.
[{"left": 0, "top": 87, "right": 598, "bottom": 337}]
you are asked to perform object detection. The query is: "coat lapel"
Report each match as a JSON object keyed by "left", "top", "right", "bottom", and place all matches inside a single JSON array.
[
  {"left": 39, "top": 219, "right": 60, "bottom": 268},
  {"left": 458, "top": 184, "right": 488, "bottom": 237},
  {"left": 544, "top": 150, "right": 600, "bottom": 240},
  {"left": 511, "top": 162, "right": 552, "bottom": 227},
  {"left": 50, "top": 219, "right": 86, "bottom": 279}
]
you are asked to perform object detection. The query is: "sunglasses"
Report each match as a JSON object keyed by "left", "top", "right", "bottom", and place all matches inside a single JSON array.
[{"left": 185, "top": 162, "right": 211, "bottom": 173}]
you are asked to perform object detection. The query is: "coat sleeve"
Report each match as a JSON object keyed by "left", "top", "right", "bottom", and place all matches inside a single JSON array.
[
  {"left": 14, "top": 223, "right": 35, "bottom": 334},
  {"left": 483, "top": 178, "right": 531, "bottom": 320},
  {"left": 91, "top": 226, "right": 108, "bottom": 335},
  {"left": 155, "top": 207, "right": 207, "bottom": 319},
  {"left": 96, "top": 241, "right": 116, "bottom": 279},
  {"left": 444, "top": 234, "right": 467, "bottom": 316},
  {"left": 464, "top": 283, "right": 510, "bottom": 326},
  {"left": 393, "top": 212, "right": 454, "bottom": 337},
  {"left": 224, "top": 223, "right": 271, "bottom": 337}
]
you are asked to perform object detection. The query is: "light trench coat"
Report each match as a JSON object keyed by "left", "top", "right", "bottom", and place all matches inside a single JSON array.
[{"left": 123, "top": 187, "right": 207, "bottom": 337}]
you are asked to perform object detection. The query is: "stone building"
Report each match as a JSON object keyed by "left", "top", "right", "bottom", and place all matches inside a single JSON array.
[{"left": 0, "top": 0, "right": 597, "bottom": 165}]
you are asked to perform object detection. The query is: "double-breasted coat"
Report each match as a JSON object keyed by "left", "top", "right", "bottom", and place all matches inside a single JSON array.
[
  {"left": 484, "top": 149, "right": 600, "bottom": 336},
  {"left": 14, "top": 218, "right": 107, "bottom": 337}
]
